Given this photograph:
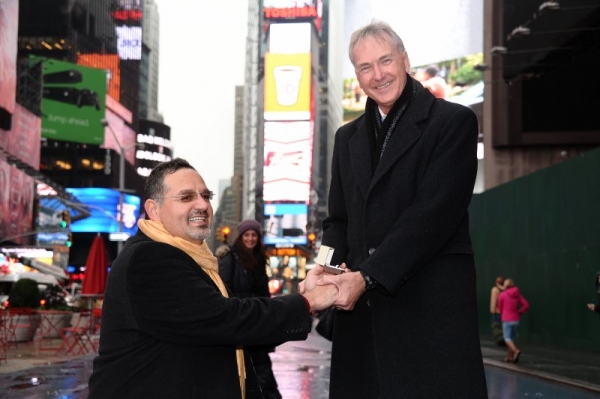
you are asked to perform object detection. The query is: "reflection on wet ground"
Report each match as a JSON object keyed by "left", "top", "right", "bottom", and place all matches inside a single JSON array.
[{"left": 0, "top": 331, "right": 599, "bottom": 398}]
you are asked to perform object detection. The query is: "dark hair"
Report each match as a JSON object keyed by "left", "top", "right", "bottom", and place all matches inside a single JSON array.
[
  {"left": 349, "top": 20, "right": 405, "bottom": 66},
  {"left": 425, "top": 65, "right": 439, "bottom": 77},
  {"left": 233, "top": 234, "right": 268, "bottom": 272},
  {"left": 144, "top": 158, "right": 196, "bottom": 203}
]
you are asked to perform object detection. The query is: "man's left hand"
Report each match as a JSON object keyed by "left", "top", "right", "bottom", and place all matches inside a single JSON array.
[{"left": 318, "top": 270, "right": 365, "bottom": 311}]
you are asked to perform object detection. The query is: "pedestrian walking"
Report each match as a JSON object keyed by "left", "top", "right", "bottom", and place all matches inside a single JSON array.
[
  {"left": 219, "top": 219, "right": 282, "bottom": 399},
  {"left": 491, "top": 276, "right": 506, "bottom": 345},
  {"left": 498, "top": 278, "right": 529, "bottom": 363},
  {"left": 300, "top": 20, "right": 488, "bottom": 398}
]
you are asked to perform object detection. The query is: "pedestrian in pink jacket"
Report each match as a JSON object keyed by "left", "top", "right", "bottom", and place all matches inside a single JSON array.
[{"left": 497, "top": 278, "right": 529, "bottom": 363}]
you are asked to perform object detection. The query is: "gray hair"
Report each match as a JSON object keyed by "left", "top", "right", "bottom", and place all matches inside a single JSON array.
[{"left": 349, "top": 20, "right": 406, "bottom": 66}]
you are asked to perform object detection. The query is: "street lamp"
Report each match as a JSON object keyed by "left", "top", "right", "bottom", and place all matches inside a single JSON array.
[{"left": 100, "top": 119, "right": 142, "bottom": 253}]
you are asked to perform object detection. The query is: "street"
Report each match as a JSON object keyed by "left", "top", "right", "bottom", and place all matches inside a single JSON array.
[{"left": 1, "top": 329, "right": 600, "bottom": 398}]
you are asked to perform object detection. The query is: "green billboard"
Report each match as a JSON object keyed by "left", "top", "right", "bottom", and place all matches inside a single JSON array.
[{"left": 34, "top": 56, "right": 106, "bottom": 144}]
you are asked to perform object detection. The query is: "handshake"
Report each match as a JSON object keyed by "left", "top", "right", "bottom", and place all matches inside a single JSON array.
[{"left": 299, "top": 246, "right": 364, "bottom": 313}]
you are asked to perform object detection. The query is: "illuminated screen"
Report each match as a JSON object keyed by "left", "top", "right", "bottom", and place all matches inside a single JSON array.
[
  {"left": 77, "top": 54, "right": 121, "bottom": 101},
  {"left": 116, "top": 26, "right": 142, "bottom": 60},
  {"left": 64, "top": 188, "right": 141, "bottom": 234},
  {"left": 263, "top": 121, "right": 312, "bottom": 202},
  {"left": 35, "top": 56, "right": 107, "bottom": 145},
  {"left": 263, "top": 203, "right": 308, "bottom": 245},
  {"left": 264, "top": 52, "right": 311, "bottom": 121}
]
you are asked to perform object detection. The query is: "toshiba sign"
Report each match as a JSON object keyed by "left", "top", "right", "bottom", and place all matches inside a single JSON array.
[{"left": 264, "top": 6, "right": 318, "bottom": 19}]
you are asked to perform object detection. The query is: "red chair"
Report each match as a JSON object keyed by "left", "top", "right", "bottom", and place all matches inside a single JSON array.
[{"left": 60, "top": 311, "right": 93, "bottom": 355}]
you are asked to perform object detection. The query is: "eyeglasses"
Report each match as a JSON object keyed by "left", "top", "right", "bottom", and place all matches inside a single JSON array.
[{"left": 159, "top": 190, "right": 215, "bottom": 203}]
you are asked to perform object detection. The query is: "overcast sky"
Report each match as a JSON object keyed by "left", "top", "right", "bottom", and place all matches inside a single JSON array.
[{"left": 155, "top": 0, "right": 482, "bottom": 199}]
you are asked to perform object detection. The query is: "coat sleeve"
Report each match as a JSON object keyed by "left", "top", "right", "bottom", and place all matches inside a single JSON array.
[
  {"left": 321, "top": 126, "right": 350, "bottom": 264},
  {"left": 362, "top": 105, "right": 479, "bottom": 294},
  {"left": 126, "top": 244, "right": 312, "bottom": 347}
]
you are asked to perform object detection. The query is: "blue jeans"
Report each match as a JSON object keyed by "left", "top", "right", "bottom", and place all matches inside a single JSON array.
[{"left": 502, "top": 321, "right": 519, "bottom": 342}]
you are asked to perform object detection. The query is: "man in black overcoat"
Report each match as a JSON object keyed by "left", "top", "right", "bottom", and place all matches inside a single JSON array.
[
  {"left": 88, "top": 158, "right": 338, "bottom": 399},
  {"left": 301, "top": 21, "right": 488, "bottom": 398}
]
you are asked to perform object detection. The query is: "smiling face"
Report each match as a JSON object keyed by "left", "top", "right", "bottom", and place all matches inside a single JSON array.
[
  {"left": 145, "top": 168, "right": 213, "bottom": 244},
  {"left": 352, "top": 34, "right": 410, "bottom": 115},
  {"left": 241, "top": 229, "right": 259, "bottom": 250}
]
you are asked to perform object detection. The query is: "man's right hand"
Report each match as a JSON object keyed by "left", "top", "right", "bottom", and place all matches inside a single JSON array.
[
  {"left": 302, "top": 283, "right": 339, "bottom": 313},
  {"left": 298, "top": 264, "right": 326, "bottom": 294}
]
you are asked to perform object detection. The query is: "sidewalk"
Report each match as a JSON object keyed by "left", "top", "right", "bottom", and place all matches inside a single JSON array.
[
  {"left": 480, "top": 337, "right": 600, "bottom": 393},
  {"left": 1, "top": 334, "right": 600, "bottom": 395},
  {"left": 0, "top": 338, "right": 91, "bottom": 374}
]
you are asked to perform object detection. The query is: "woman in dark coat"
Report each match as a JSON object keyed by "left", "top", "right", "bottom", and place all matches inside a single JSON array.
[{"left": 219, "top": 219, "right": 281, "bottom": 399}]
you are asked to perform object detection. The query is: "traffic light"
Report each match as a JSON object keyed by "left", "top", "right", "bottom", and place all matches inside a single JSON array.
[
  {"left": 222, "top": 226, "right": 231, "bottom": 243},
  {"left": 66, "top": 233, "right": 73, "bottom": 248},
  {"left": 307, "top": 232, "right": 316, "bottom": 249},
  {"left": 60, "top": 210, "right": 71, "bottom": 228}
]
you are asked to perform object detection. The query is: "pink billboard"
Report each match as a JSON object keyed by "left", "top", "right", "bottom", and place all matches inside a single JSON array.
[
  {"left": 263, "top": 121, "right": 313, "bottom": 202},
  {"left": 103, "top": 108, "right": 137, "bottom": 165},
  {"left": 0, "top": 161, "right": 35, "bottom": 244},
  {"left": 0, "top": 0, "right": 19, "bottom": 127},
  {"left": 5, "top": 104, "right": 42, "bottom": 170}
]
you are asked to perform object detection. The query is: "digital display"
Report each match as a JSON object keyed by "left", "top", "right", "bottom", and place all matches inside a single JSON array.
[
  {"left": 263, "top": 121, "right": 312, "bottom": 202},
  {"left": 264, "top": 203, "right": 308, "bottom": 245},
  {"left": 64, "top": 187, "right": 141, "bottom": 234},
  {"left": 115, "top": 26, "right": 142, "bottom": 60}
]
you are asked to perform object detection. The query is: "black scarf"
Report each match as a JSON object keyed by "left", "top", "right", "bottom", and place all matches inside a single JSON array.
[{"left": 365, "top": 74, "right": 424, "bottom": 172}]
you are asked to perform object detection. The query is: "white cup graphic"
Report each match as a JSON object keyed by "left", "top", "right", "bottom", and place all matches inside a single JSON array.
[{"left": 274, "top": 65, "right": 302, "bottom": 106}]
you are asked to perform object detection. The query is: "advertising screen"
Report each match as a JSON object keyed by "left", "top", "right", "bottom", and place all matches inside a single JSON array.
[
  {"left": 116, "top": 26, "right": 143, "bottom": 60},
  {"left": 264, "top": 52, "right": 311, "bottom": 121},
  {"left": 263, "top": 0, "right": 323, "bottom": 32},
  {"left": 0, "top": 162, "right": 35, "bottom": 245},
  {"left": 103, "top": 108, "right": 137, "bottom": 165},
  {"left": 263, "top": 121, "right": 312, "bottom": 202},
  {"left": 263, "top": 203, "right": 308, "bottom": 245},
  {"left": 4, "top": 104, "right": 41, "bottom": 170},
  {"left": 77, "top": 54, "right": 121, "bottom": 101},
  {"left": 0, "top": 0, "right": 18, "bottom": 129},
  {"left": 111, "top": 0, "right": 143, "bottom": 25},
  {"left": 65, "top": 187, "right": 141, "bottom": 235},
  {"left": 35, "top": 57, "right": 107, "bottom": 145}
]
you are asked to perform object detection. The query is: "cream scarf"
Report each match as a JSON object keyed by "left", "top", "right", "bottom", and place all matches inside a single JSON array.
[{"left": 138, "top": 219, "right": 246, "bottom": 399}]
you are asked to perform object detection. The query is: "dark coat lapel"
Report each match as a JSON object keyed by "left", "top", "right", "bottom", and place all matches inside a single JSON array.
[
  {"left": 370, "top": 92, "right": 435, "bottom": 191},
  {"left": 348, "top": 116, "right": 372, "bottom": 200}
]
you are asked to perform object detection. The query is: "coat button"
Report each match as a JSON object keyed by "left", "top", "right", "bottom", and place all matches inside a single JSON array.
[
  {"left": 367, "top": 299, "right": 371, "bottom": 307},
  {"left": 368, "top": 248, "right": 376, "bottom": 255}
]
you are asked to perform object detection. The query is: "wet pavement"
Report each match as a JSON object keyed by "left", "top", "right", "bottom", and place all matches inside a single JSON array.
[{"left": 1, "top": 329, "right": 600, "bottom": 398}]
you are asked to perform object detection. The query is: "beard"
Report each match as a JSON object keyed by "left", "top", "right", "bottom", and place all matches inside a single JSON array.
[{"left": 188, "top": 225, "right": 211, "bottom": 242}]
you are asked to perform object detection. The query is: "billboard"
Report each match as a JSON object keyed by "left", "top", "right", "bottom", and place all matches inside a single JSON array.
[
  {"left": 36, "top": 57, "right": 107, "bottom": 145},
  {"left": 111, "top": 0, "right": 143, "bottom": 25},
  {"left": 263, "top": 0, "right": 323, "bottom": 33},
  {"left": 77, "top": 54, "right": 121, "bottom": 101},
  {"left": 1, "top": 104, "right": 42, "bottom": 170},
  {"left": 264, "top": 53, "right": 311, "bottom": 121},
  {"left": 64, "top": 187, "right": 141, "bottom": 235},
  {"left": 263, "top": 203, "right": 308, "bottom": 245},
  {"left": 0, "top": 0, "right": 18, "bottom": 130},
  {"left": 0, "top": 161, "right": 35, "bottom": 245},
  {"left": 263, "top": 121, "right": 312, "bottom": 202},
  {"left": 103, "top": 108, "right": 137, "bottom": 165},
  {"left": 116, "top": 26, "right": 142, "bottom": 60}
]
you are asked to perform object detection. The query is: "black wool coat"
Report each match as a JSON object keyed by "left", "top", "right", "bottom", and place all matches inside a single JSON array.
[
  {"left": 322, "top": 88, "right": 488, "bottom": 398},
  {"left": 88, "top": 231, "right": 312, "bottom": 399}
]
